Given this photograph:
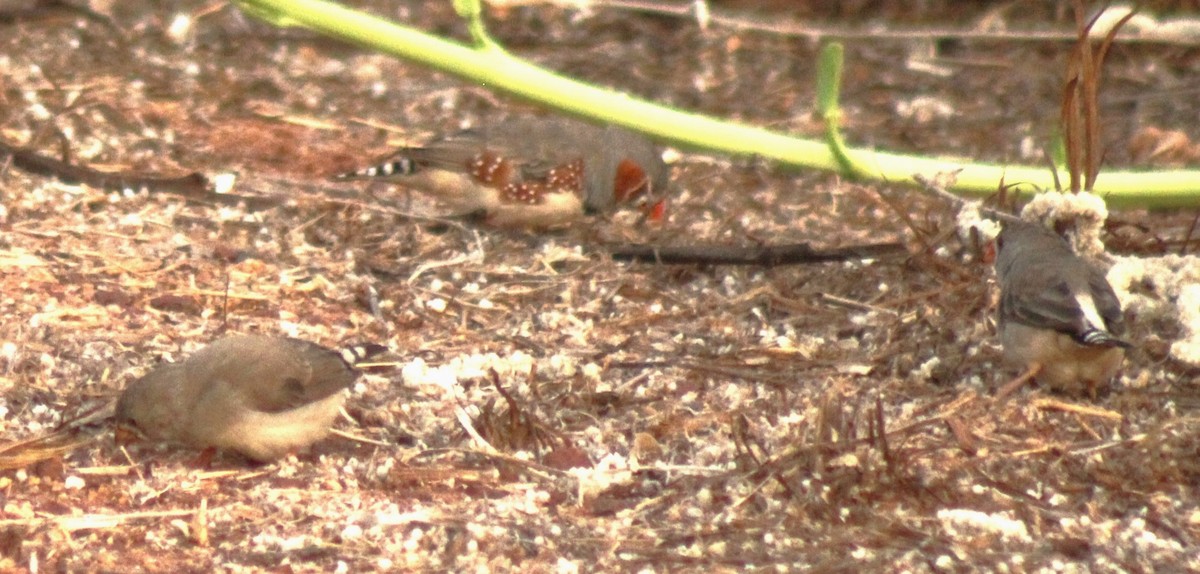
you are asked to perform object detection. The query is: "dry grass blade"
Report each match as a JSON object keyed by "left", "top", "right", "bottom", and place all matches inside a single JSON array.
[
  {"left": 0, "top": 432, "right": 100, "bottom": 471},
  {"left": 1031, "top": 397, "right": 1123, "bottom": 421},
  {"left": 1064, "top": 0, "right": 1139, "bottom": 191},
  {"left": 873, "top": 396, "right": 894, "bottom": 472},
  {"left": 472, "top": 367, "right": 563, "bottom": 455},
  {"left": 0, "top": 509, "right": 201, "bottom": 532}
]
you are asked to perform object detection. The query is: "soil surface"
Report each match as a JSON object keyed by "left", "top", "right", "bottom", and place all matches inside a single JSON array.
[{"left": 2, "top": 1, "right": 1200, "bottom": 572}]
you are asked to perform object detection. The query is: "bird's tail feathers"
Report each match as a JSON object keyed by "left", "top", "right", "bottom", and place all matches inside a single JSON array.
[
  {"left": 338, "top": 343, "right": 389, "bottom": 367},
  {"left": 330, "top": 157, "right": 418, "bottom": 181},
  {"left": 1078, "top": 329, "right": 1132, "bottom": 349}
]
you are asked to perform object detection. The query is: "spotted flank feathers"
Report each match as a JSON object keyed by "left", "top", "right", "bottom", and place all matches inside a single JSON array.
[
  {"left": 495, "top": 158, "right": 584, "bottom": 205},
  {"left": 342, "top": 145, "right": 587, "bottom": 207}
]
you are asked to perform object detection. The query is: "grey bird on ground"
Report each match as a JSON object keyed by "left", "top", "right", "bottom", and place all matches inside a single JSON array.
[
  {"left": 115, "top": 335, "right": 385, "bottom": 462},
  {"left": 332, "top": 116, "right": 669, "bottom": 228},
  {"left": 993, "top": 219, "right": 1130, "bottom": 396}
]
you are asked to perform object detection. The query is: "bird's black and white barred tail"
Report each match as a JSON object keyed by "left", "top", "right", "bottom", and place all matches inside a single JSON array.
[
  {"left": 1078, "top": 329, "right": 1132, "bottom": 349},
  {"left": 337, "top": 343, "right": 389, "bottom": 367},
  {"left": 331, "top": 157, "right": 418, "bottom": 181}
]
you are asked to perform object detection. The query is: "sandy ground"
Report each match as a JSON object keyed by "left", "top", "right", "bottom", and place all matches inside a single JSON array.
[{"left": 1, "top": 1, "right": 1199, "bottom": 571}]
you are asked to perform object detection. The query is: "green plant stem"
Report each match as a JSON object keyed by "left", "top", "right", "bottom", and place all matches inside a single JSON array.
[
  {"left": 234, "top": 0, "right": 1200, "bottom": 209},
  {"left": 816, "top": 42, "right": 870, "bottom": 179}
]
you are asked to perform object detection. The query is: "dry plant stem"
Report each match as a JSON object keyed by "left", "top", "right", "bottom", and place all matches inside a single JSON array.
[
  {"left": 193, "top": 498, "right": 209, "bottom": 547},
  {"left": 1063, "top": 1, "right": 1136, "bottom": 191},
  {"left": 119, "top": 446, "right": 144, "bottom": 481},
  {"left": 944, "top": 416, "right": 978, "bottom": 456},
  {"left": 911, "top": 173, "right": 1020, "bottom": 224},
  {"left": 0, "top": 509, "right": 200, "bottom": 531},
  {"left": 0, "top": 138, "right": 209, "bottom": 194},
  {"left": 1182, "top": 211, "right": 1199, "bottom": 256},
  {"left": 1031, "top": 398, "right": 1123, "bottom": 421},
  {"left": 606, "top": 241, "right": 906, "bottom": 266},
  {"left": 408, "top": 447, "right": 569, "bottom": 486},
  {"left": 759, "top": 398, "right": 972, "bottom": 478},
  {"left": 0, "top": 435, "right": 95, "bottom": 470},
  {"left": 450, "top": 393, "right": 500, "bottom": 455},
  {"left": 817, "top": 292, "right": 898, "bottom": 316},
  {"left": 0, "top": 401, "right": 114, "bottom": 469},
  {"left": 328, "top": 427, "right": 392, "bottom": 447},
  {"left": 873, "top": 397, "right": 894, "bottom": 472}
]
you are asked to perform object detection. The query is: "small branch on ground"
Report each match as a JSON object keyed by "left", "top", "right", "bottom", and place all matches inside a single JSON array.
[
  {"left": 604, "top": 241, "right": 906, "bottom": 267},
  {"left": 0, "top": 139, "right": 208, "bottom": 195}
]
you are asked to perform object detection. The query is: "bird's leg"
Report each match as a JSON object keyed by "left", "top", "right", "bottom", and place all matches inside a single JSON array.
[
  {"left": 190, "top": 446, "right": 217, "bottom": 469},
  {"left": 996, "top": 363, "right": 1042, "bottom": 401}
]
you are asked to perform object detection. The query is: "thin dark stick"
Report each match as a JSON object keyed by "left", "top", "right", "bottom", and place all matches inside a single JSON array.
[
  {"left": 0, "top": 139, "right": 208, "bottom": 195},
  {"left": 605, "top": 240, "right": 905, "bottom": 267},
  {"left": 912, "top": 173, "right": 1020, "bottom": 224},
  {"left": 1182, "top": 211, "right": 1199, "bottom": 256}
]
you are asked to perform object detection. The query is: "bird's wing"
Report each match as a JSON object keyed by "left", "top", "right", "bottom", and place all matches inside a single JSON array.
[
  {"left": 1087, "top": 267, "right": 1126, "bottom": 335},
  {"left": 400, "top": 129, "right": 569, "bottom": 183},
  {"left": 208, "top": 338, "right": 359, "bottom": 414},
  {"left": 487, "top": 119, "right": 596, "bottom": 180},
  {"left": 398, "top": 128, "right": 491, "bottom": 173},
  {"left": 1001, "top": 263, "right": 1087, "bottom": 336}
]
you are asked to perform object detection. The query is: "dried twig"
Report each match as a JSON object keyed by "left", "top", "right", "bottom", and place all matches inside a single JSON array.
[
  {"left": 407, "top": 447, "right": 570, "bottom": 486},
  {"left": 995, "top": 363, "right": 1042, "bottom": 401},
  {"left": 912, "top": 173, "right": 1020, "bottom": 224},
  {"left": 1032, "top": 397, "right": 1123, "bottom": 421},
  {"left": 817, "top": 292, "right": 899, "bottom": 316},
  {"left": 0, "top": 509, "right": 201, "bottom": 531},
  {"left": 328, "top": 428, "right": 393, "bottom": 447},
  {"left": 193, "top": 498, "right": 209, "bottom": 547},
  {"left": 606, "top": 241, "right": 906, "bottom": 266},
  {"left": 874, "top": 396, "right": 894, "bottom": 473},
  {"left": 0, "top": 138, "right": 208, "bottom": 194}
]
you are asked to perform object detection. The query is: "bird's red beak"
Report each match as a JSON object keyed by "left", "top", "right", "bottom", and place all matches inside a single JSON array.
[{"left": 642, "top": 198, "right": 667, "bottom": 223}]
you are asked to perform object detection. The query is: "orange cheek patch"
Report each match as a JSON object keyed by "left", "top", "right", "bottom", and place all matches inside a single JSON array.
[{"left": 613, "top": 159, "right": 649, "bottom": 203}]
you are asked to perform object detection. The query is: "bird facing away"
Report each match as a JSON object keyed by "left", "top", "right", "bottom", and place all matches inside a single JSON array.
[
  {"left": 994, "top": 220, "right": 1130, "bottom": 395},
  {"left": 331, "top": 116, "right": 669, "bottom": 228},
  {"left": 115, "top": 335, "right": 384, "bottom": 462}
]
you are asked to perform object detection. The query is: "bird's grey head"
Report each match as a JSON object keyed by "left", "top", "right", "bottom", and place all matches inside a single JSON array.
[
  {"left": 114, "top": 367, "right": 183, "bottom": 440},
  {"left": 584, "top": 126, "right": 668, "bottom": 212},
  {"left": 994, "top": 220, "right": 1068, "bottom": 277}
]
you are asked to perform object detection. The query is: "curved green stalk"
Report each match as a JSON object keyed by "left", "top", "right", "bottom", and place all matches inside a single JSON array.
[
  {"left": 233, "top": 0, "right": 1200, "bottom": 209},
  {"left": 816, "top": 43, "right": 871, "bottom": 179},
  {"left": 453, "top": 0, "right": 497, "bottom": 50}
]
